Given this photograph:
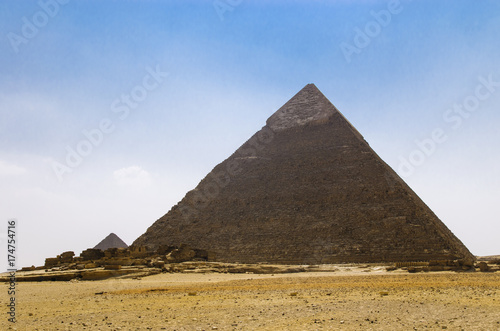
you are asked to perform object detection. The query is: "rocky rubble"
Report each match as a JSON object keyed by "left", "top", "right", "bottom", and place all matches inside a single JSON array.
[
  {"left": 1, "top": 244, "right": 216, "bottom": 282},
  {"left": 42, "top": 244, "right": 215, "bottom": 271},
  {"left": 390, "top": 258, "right": 500, "bottom": 273},
  {"left": 6, "top": 246, "right": 498, "bottom": 282},
  {"left": 3, "top": 261, "right": 311, "bottom": 282}
]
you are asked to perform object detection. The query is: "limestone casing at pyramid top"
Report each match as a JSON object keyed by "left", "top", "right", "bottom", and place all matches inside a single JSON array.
[{"left": 266, "top": 83, "right": 338, "bottom": 132}]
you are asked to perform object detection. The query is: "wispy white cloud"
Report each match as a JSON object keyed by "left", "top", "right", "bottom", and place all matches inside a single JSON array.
[
  {"left": 0, "top": 160, "right": 26, "bottom": 176},
  {"left": 113, "top": 166, "right": 151, "bottom": 187}
]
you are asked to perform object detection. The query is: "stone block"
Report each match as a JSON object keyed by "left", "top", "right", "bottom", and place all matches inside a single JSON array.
[
  {"left": 80, "top": 249, "right": 104, "bottom": 261},
  {"left": 45, "top": 258, "right": 59, "bottom": 268},
  {"left": 104, "top": 264, "right": 121, "bottom": 270}
]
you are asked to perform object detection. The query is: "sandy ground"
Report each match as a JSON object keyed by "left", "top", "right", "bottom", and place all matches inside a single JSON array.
[{"left": 2, "top": 269, "right": 500, "bottom": 330}]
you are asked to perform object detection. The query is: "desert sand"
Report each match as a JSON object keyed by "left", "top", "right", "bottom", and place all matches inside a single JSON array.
[{"left": 2, "top": 268, "right": 500, "bottom": 330}]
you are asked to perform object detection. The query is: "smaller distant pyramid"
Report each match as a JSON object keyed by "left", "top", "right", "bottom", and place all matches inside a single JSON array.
[{"left": 93, "top": 233, "right": 128, "bottom": 250}]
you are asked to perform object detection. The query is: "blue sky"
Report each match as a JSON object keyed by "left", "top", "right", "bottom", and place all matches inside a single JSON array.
[{"left": 1, "top": 0, "right": 499, "bottom": 269}]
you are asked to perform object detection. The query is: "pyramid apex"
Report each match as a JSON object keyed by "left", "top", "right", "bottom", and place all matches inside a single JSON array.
[
  {"left": 266, "top": 83, "right": 337, "bottom": 132},
  {"left": 93, "top": 233, "right": 128, "bottom": 250}
]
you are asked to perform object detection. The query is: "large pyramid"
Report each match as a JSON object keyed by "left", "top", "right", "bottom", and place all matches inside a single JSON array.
[
  {"left": 94, "top": 233, "right": 128, "bottom": 250},
  {"left": 134, "top": 84, "right": 474, "bottom": 264}
]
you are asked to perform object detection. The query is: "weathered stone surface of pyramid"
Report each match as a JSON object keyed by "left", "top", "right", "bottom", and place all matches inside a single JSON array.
[
  {"left": 94, "top": 233, "right": 128, "bottom": 250},
  {"left": 133, "top": 84, "right": 474, "bottom": 264}
]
